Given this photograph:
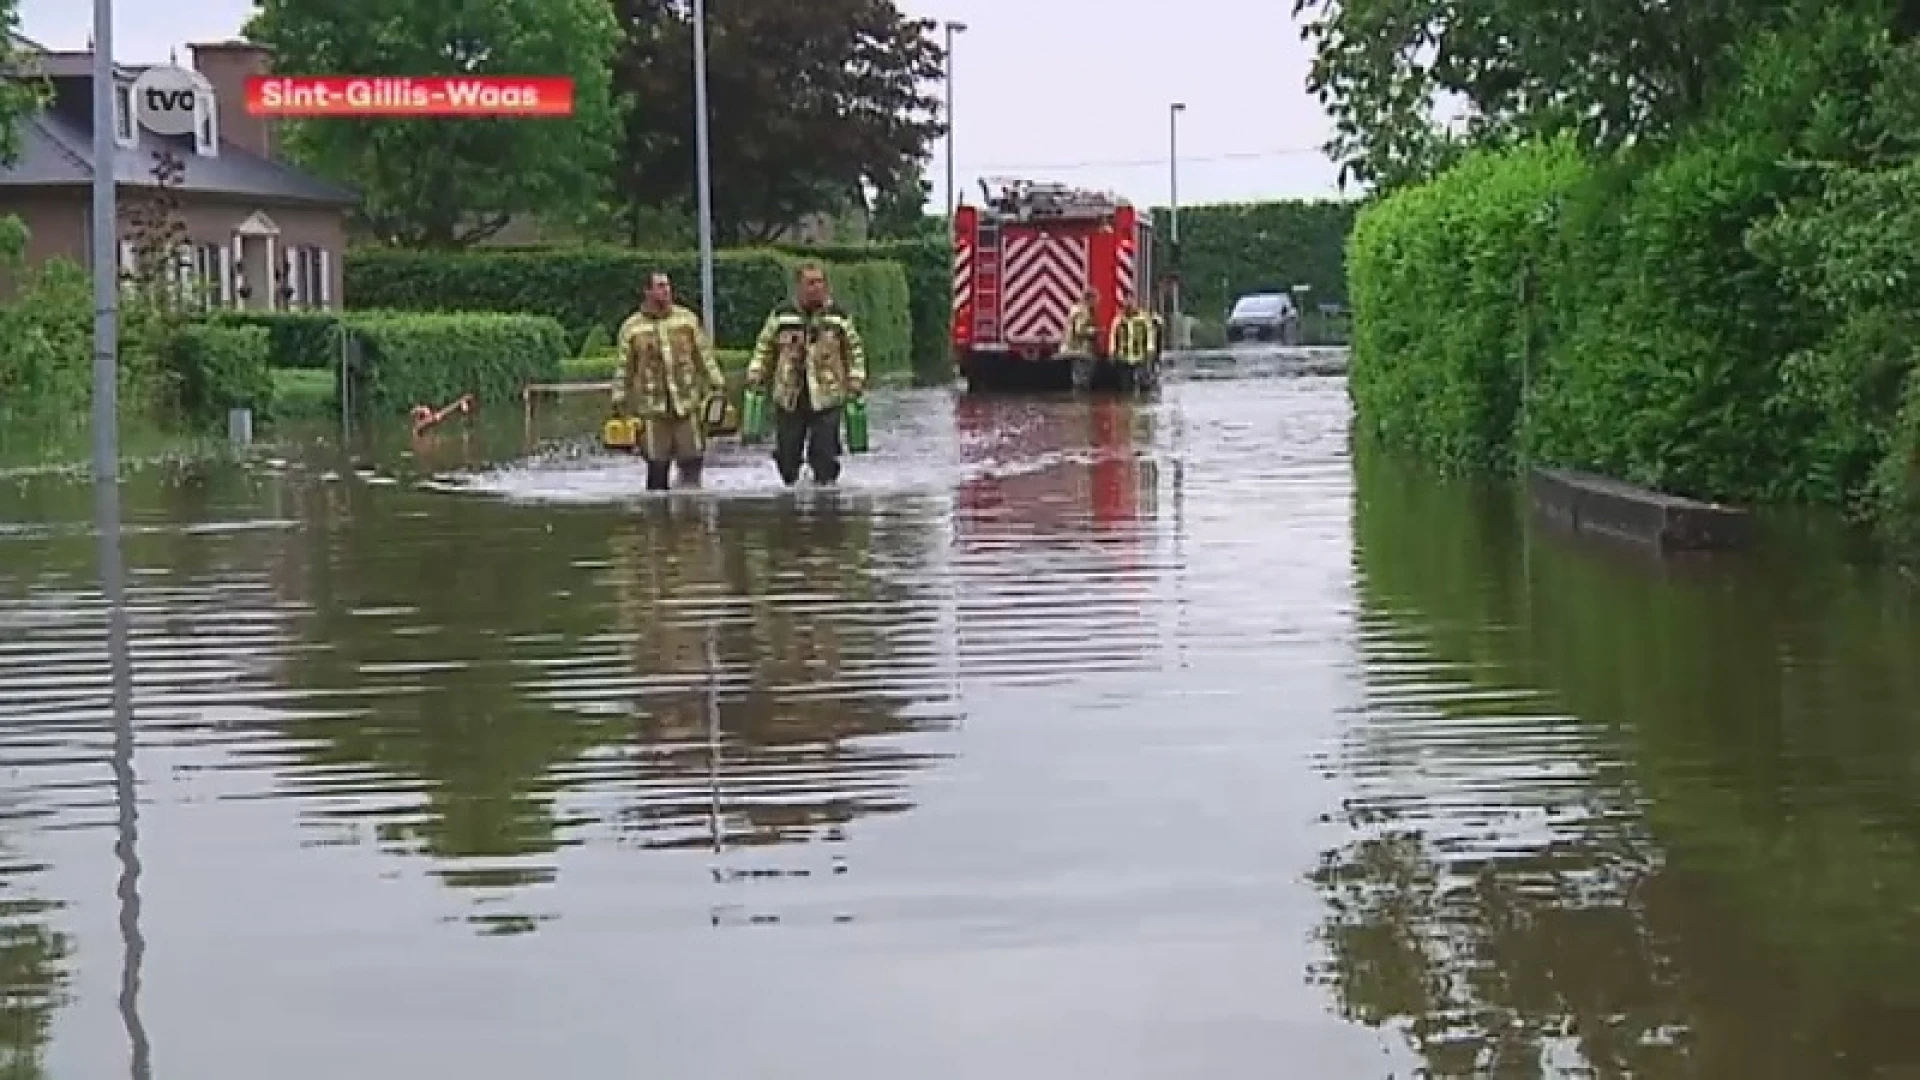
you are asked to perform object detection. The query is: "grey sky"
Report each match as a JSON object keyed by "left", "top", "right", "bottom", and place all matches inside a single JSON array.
[{"left": 17, "top": 0, "right": 1344, "bottom": 207}]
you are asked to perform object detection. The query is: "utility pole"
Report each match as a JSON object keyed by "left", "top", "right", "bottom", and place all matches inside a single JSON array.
[
  {"left": 943, "top": 21, "right": 966, "bottom": 222},
  {"left": 692, "top": 0, "right": 717, "bottom": 339},
  {"left": 1169, "top": 102, "right": 1185, "bottom": 344}
]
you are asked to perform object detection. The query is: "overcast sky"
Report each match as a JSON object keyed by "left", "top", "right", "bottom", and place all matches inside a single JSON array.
[{"left": 16, "top": 0, "right": 1345, "bottom": 208}]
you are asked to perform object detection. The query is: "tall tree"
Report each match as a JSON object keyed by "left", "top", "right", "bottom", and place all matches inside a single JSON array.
[
  {"left": 612, "top": 0, "right": 944, "bottom": 243},
  {"left": 1294, "top": 0, "right": 1780, "bottom": 189},
  {"left": 867, "top": 170, "right": 933, "bottom": 241},
  {"left": 246, "top": 0, "right": 618, "bottom": 247}
]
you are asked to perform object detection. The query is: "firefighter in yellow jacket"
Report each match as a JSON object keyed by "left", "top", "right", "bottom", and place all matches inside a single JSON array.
[
  {"left": 1108, "top": 301, "right": 1159, "bottom": 390},
  {"left": 746, "top": 262, "right": 868, "bottom": 486},
  {"left": 1062, "top": 288, "right": 1100, "bottom": 389},
  {"left": 613, "top": 271, "right": 727, "bottom": 490}
]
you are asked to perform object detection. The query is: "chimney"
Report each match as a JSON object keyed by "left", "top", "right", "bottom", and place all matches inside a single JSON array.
[{"left": 189, "top": 40, "right": 273, "bottom": 158}]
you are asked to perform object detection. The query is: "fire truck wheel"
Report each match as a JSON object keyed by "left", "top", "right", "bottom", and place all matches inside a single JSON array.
[{"left": 1070, "top": 356, "right": 1094, "bottom": 391}]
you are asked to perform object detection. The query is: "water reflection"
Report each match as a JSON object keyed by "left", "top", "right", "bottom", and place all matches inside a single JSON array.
[
  {"left": 98, "top": 457, "right": 151, "bottom": 1079},
  {"left": 1326, "top": 440, "right": 1920, "bottom": 1075},
  {"left": 602, "top": 497, "right": 956, "bottom": 856},
  {"left": 950, "top": 395, "right": 1171, "bottom": 683}
]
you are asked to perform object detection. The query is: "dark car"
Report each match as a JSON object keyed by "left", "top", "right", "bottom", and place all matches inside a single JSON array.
[{"left": 1224, "top": 292, "right": 1300, "bottom": 344}]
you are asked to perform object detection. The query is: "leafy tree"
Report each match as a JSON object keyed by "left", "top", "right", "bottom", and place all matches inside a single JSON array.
[
  {"left": 1293, "top": 0, "right": 1782, "bottom": 189},
  {"left": 611, "top": 0, "right": 944, "bottom": 243},
  {"left": 245, "top": 0, "right": 619, "bottom": 247},
  {"left": 0, "top": 7, "right": 45, "bottom": 168},
  {"left": 867, "top": 171, "right": 936, "bottom": 241}
]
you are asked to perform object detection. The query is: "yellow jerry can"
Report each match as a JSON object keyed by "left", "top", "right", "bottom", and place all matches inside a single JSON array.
[{"left": 602, "top": 416, "right": 640, "bottom": 451}]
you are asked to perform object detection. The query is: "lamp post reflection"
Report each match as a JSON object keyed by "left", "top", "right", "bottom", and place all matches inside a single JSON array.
[{"left": 98, "top": 463, "right": 149, "bottom": 1078}]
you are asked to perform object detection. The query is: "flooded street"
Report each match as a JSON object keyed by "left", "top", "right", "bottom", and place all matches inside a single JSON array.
[{"left": 3, "top": 357, "right": 1919, "bottom": 1077}]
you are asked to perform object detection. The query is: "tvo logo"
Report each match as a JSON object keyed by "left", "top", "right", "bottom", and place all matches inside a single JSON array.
[{"left": 130, "top": 65, "right": 208, "bottom": 135}]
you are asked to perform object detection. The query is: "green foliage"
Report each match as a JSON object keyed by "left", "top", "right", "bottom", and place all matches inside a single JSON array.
[
  {"left": 868, "top": 173, "right": 939, "bottom": 241},
  {"left": 1344, "top": 3, "right": 1920, "bottom": 550},
  {"left": 1521, "top": 132, "right": 1810, "bottom": 500},
  {"left": 576, "top": 323, "right": 612, "bottom": 357},
  {"left": 244, "top": 0, "right": 618, "bottom": 247},
  {"left": 611, "top": 0, "right": 943, "bottom": 243},
  {"left": 346, "top": 312, "right": 566, "bottom": 413},
  {"left": 1293, "top": 0, "right": 1779, "bottom": 189},
  {"left": 819, "top": 259, "right": 912, "bottom": 378},
  {"left": 0, "top": 257, "right": 94, "bottom": 423},
  {"left": 1149, "top": 201, "right": 1359, "bottom": 317},
  {"left": 271, "top": 367, "right": 336, "bottom": 418},
  {"left": 1347, "top": 136, "right": 1591, "bottom": 471},
  {"left": 208, "top": 311, "right": 351, "bottom": 369},
  {"left": 343, "top": 247, "right": 915, "bottom": 374},
  {"left": 0, "top": 18, "right": 47, "bottom": 168},
  {"left": 346, "top": 247, "right": 787, "bottom": 349},
  {"left": 164, "top": 324, "right": 273, "bottom": 428}
]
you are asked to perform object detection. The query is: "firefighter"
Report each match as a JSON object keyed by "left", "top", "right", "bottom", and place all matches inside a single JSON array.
[
  {"left": 746, "top": 261, "right": 868, "bottom": 486},
  {"left": 613, "top": 271, "right": 727, "bottom": 490},
  {"left": 1108, "top": 301, "right": 1155, "bottom": 390},
  {"left": 1062, "top": 288, "right": 1100, "bottom": 389}
]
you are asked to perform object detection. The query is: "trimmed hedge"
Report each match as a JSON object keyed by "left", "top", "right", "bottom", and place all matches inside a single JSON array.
[
  {"left": 1347, "top": 136, "right": 1592, "bottom": 473},
  {"left": 165, "top": 323, "right": 273, "bottom": 427},
  {"left": 346, "top": 312, "right": 567, "bottom": 414},
  {"left": 209, "top": 310, "right": 352, "bottom": 370},
  {"left": 1345, "top": 10, "right": 1920, "bottom": 545},
  {"left": 1147, "top": 200, "right": 1358, "bottom": 317},
  {"left": 341, "top": 247, "right": 914, "bottom": 375}
]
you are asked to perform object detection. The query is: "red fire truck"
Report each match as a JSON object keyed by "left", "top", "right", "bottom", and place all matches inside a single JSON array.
[{"left": 951, "top": 179, "right": 1157, "bottom": 392}]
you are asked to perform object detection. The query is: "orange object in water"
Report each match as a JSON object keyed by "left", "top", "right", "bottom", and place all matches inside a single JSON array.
[{"left": 411, "top": 394, "right": 475, "bottom": 434}]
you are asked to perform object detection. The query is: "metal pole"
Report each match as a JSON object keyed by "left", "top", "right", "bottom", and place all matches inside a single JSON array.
[
  {"left": 692, "top": 0, "right": 716, "bottom": 340},
  {"left": 91, "top": 0, "right": 118, "bottom": 482},
  {"left": 1169, "top": 102, "right": 1183, "bottom": 339},
  {"left": 943, "top": 22, "right": 965, "bottom": 221},
  {"left": 93, "top": 12, "right": 148, "bottom": 1075}
]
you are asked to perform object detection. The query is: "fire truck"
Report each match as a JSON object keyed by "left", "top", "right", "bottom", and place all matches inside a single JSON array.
[{"left": 951, "top": 178, "right": 1157, "bottom": 392}]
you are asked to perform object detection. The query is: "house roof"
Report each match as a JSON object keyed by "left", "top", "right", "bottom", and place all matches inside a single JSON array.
[
  {"left": 2, "top": 106, "right": 359, "bottom": 207},
  {"left": 0, "top": 41, "right": 358, "bottom": 208}
]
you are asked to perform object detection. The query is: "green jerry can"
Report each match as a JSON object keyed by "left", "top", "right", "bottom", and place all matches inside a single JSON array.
[
  {"left": 740, "top": 388, "right": 769, "bottom": 443},
  {"left": 843, "top": 396, "right": 869, "bottom": 453}
]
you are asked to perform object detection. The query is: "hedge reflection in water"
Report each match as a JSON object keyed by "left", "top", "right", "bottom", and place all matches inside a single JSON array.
[
  {"left": 1322, "top": 439, "right": 1920, "bottom": 1076},
  {"left": 267, "top": 476, "right": 959, "bottom": 932}
]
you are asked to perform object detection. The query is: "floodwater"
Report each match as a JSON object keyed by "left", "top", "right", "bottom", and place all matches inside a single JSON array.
[{"left": 2, "top": 351, "right": 1918, "bottom": 1078}]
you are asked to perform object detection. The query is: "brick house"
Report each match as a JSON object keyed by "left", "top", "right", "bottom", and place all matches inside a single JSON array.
[{"left": 0, "top": 36, "right": 356, "bottom": 308}]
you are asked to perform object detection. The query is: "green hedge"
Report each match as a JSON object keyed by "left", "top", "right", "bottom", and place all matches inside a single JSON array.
[
  {"left": 209, "top": 310, "right": 352, "bottom": 370},
  {"left": 346, "top": 312, "right": 567, "bottom": 414},
  {"left": 342, "top": 247, "right": 914, "bottom": 376},
  {"left": 1345, "top": 9, "right": 1920, "bottom": 545},
  {"left": 1347, "top": 136, "right": 1592, "bottom": 472},
  {"left": 1148, "top": 200, "right": 1358, "bottom": 318},
  {"left": 164, "top": 323, "right": 273, "bottom": 427}
]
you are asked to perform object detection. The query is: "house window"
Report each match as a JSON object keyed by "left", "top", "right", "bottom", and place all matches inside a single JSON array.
[
  {"left": 194, "top": 93, "right": 218, "bottom": 156},
  {"left": 113, "top": 83, "right": 135, "bottom": 146},
  {"left": 294, "top": 246, "right": 324, "bottom": 309},
  {"left": 193, "top": 243, "right": 225, "bottom": 309}
]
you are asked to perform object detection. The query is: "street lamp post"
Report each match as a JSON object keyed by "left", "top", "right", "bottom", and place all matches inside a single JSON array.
[
  {"left": 692, "top": 0, "right": 717, "bottom": 339},
  {"left": 90, "top": 0, "right": 117, "bottom": 480},
  {"left": 1169, "top": 102, "right": 1184, "bottom": 345},
  {"left": 943, "top": 21, "right": 966, "bottom": 222}
]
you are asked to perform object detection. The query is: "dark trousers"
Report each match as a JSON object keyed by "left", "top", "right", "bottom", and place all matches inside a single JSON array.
[
  {"left": 773, "top": 404, "right": 842, "bottom": 485},
  {"left": 644, "top": 458, "right": 702, "bottom": 490}
]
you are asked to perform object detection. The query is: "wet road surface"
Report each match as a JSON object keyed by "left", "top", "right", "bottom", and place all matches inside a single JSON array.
[{"left": 2, "top": 356, "right": 1919, "bottom": 1077}]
